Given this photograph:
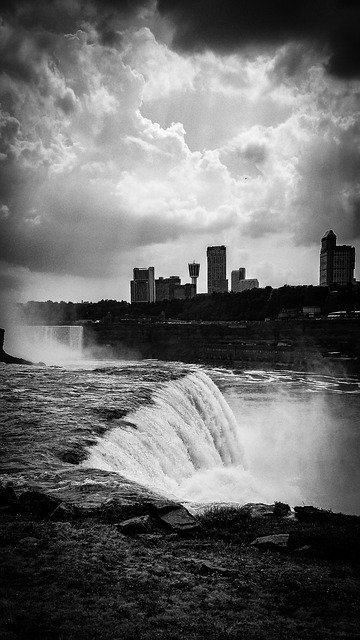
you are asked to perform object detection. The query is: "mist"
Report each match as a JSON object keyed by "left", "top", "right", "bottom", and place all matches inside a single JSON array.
[{"left": 223, "top": 375, "right": 360, "bottom": 514}]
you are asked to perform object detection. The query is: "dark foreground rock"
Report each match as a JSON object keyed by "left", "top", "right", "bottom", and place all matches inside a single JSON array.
[
  {"left": 251, "top": 533, "right": 290, "bottom": 550},
  {"left": 117, "top": 515, "right": 155, "bottom": 535},
  {"left": 149, "top": 502, "right": 199, "bottom": 533}
]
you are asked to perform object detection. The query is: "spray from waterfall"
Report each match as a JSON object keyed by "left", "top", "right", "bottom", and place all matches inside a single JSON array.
[{"left": 7, "top": 325, "right": 84, "bottom": 365}]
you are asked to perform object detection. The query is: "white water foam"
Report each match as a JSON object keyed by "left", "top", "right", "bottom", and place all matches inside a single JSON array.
[{"left": 82, "top": 368, "right": 286, "bottom": 504}]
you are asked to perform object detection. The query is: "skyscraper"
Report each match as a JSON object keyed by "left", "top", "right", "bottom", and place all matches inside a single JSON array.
[
  {"left": 207, "top": 245, "right": 228, "bottom": 293},
  {"left": 130, "top": 267, "right": 155, "bottom": 303},
  {"left": 231, "top": 268, "right": 259, "bottom": 293},
  {"left": 319, "top": 230, "right": 355, "bottom": 286}
]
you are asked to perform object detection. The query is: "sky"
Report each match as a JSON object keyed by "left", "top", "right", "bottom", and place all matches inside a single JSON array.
[{"left": 0, "top": 0, "right": 360, "bottom": 307}]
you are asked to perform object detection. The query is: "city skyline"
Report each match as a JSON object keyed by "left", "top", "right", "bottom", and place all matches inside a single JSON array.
[
  {"left": 1, "top": 1, "right": 360, "bottom": 315},
  {"left": 130, "top": 230, "right": 356, "bottom": 303}
]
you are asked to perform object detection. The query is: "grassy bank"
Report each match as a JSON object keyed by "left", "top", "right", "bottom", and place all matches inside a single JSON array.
[{"left": 1, "top": 503, "right": 360, "bottom": 640}]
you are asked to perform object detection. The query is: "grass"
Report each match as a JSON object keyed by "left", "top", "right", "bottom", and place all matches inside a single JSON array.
[{"left": 1, "top": 504, "right": 360, "bottom": 639}]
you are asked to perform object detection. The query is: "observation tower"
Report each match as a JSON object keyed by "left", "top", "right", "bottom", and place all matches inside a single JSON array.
[{"left": 188, "top": 261, "right": 200, "bottom": 293}]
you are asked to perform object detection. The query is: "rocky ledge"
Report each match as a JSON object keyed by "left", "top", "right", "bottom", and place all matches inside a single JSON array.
[{"left": 2, "top": 481, "right": 360, "bottom": 563}]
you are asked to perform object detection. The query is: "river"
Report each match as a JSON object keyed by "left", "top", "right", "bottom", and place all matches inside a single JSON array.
[
  {"left": 0, "top": 327, "right": 360, "bottom": 514},
  {"left": 1, "top": 327, "right": 360, "bottom": 515}
]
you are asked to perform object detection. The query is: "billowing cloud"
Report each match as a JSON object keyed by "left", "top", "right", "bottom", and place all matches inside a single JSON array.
[{"left": 0, "top": 0, "right": 359, "bottom": 303}]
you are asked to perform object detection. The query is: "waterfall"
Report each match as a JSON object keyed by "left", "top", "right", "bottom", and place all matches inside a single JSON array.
[
  {"left": 82, "top": 369, "right": 269, "bottom": 504},
  {"left": 11, "top": 325, "right": 83, "bottom": 364}
]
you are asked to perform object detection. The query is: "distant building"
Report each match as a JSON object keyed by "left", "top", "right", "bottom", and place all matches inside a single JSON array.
[
  {"left": 278, "top": 308, "right": 298, "bottom": 319},
  {"left": 155, "top": 276, "right": 181, "bottom": 301},
  {"left": 188, "top": 262, "right": 200, "bottom": 294},
  {"left": 303, "top": 306, "right": 321, "bottom": 318},
  {"left": 236, "top": 279, "right": 259, "bottom": 293},
  {"left": 155, "top": 276, "right": 196, "bottom": 301},
  {"left": 130, "top": 267, "right": 155, "bottom": 303},
  {"left": 231, "top": 268, "right": 259, "bottom": 293},
  {"left": 207, "top": 245, "right": 228, "bottom": 294},
  {"left": 173, "top": 283, "right": 196, "bottom": 300},
  {"left": 319, "top": 230, "right": 355, "bottom": 286}
]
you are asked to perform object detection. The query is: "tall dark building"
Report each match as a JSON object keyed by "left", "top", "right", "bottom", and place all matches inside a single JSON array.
[
  {"left": 130, "top": 267, "right": 155, "bottom": 303},
  {"left": 319, "top": 230, "right": 355, "bottom": 286},
  {"left": 207, "top": 245, "right": 228, "bottom": 293}
]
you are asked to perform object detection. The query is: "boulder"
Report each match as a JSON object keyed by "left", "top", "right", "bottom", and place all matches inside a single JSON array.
[
  {"left": 149, "top": 502, "right": 199, "bottom": 533},
  {"left": 117, "top": 515, "right": 155, "bottom": 535},
  {"left": 188, "top": 558, "right": 237, "bottom": 576},
  {"left": 251, "top": 533, "right": 290, "bottom": 550},
  {"left": 18, "top": 491, "right": 62, "bottom": 519},
  {"left": 273, "top": 502, "right": 291, "bottom": 517},
  {"left": 18, "top": 536, "right": 39, "bottom": 549},
  {"left": 239, "top": 503, "right": 275, "bottom": 518}
]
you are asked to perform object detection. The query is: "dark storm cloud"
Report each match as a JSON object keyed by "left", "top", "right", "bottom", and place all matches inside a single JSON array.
[
  {"left": 292, "top": 122, "right": 360, "bottom": 246},
  {"left": 157, "top": 0, "right": 360, "bottom": 78},
  {"left": 1, "top": 0, "right": 152, "bottom": 36}
]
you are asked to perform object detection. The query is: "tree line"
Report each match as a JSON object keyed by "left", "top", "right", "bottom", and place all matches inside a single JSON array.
[{"left": 18, "top": 284, "right": 360, "bottom": 325}]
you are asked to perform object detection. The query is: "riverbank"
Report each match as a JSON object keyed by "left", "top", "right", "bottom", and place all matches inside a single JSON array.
[
  {"left": 1, "top": 493, "right": 360, "bottom": 640},
  {"left": 84, "top": 318, "right": 360, "bottom": 374}
]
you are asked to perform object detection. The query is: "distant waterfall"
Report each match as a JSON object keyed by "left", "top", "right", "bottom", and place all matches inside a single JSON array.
[
  {"left": 82, "top": 369, "right": 266, "bottom": 503},
  {"left": 12, "top": 325, "right": 83, "bottom": 364},
  {"left": 31, "top": 326, "right": 83, "bottom": 353}
]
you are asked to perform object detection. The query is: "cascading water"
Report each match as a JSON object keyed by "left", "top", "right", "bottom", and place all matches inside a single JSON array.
[
  {"left": 83, "top": 369, "right": 274, "bottom": 504},
  {"left": 9, "top": 325, "right": 84, "bottom": 364}
]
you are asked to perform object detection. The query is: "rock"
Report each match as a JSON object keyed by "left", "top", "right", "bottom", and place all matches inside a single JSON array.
[
  {"left": 273, "top": 502, "right": 291, "bottom": 517},
  {"left": 251, "top": 533, "right": 290, "bottom": 550},
  {"left": 239, "top": 503, "right": 275, "bottom": 518},
  {"left": 60, "top": 448, "right": 88, "bottom": 464},
  {"left": 18, "top": 537, "right": 40, "bottom": 554},
  {"left": 294, "top": 545, "right": 312, "bottom": 554},
  {"left": 117, "top": 515, "right": 155, "bottom": 535},
  {"left": 150, "top": 503, "right": 199, "bottom": 533},
  {"left": 294, "top": 506, "right": 333, "bottom": 522},
  {"left": 18, "top": 536, "right": 39, "bottom": 547},
  {"left": 18, "top": 491, "right": 62, "bottom": 519},
  {"left": 189, "top": 558, "right": 237, "bottom": 576}
]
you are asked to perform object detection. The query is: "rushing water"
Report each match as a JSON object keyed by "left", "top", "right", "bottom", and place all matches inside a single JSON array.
[{"left": 1, "top": 329, "right": 360, "bottom": 513}]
